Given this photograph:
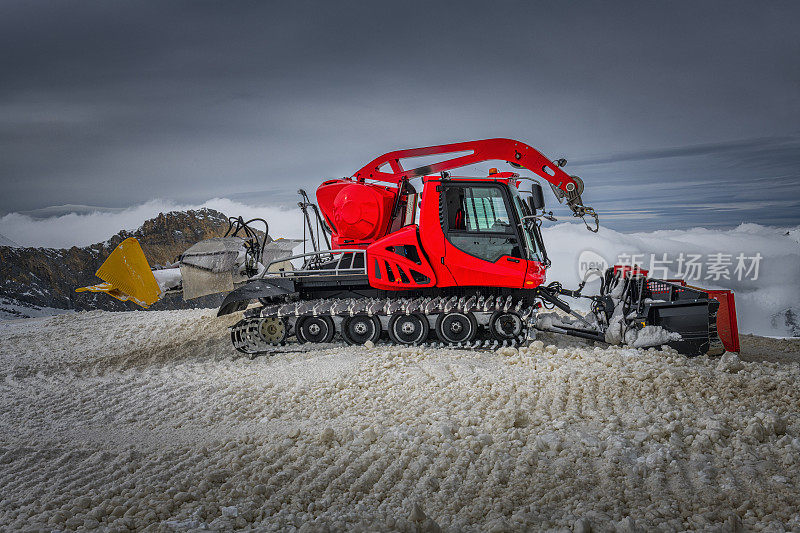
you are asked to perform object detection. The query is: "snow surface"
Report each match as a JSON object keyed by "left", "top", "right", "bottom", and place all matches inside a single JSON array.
[
  {"left": 0, "top": 296, "right": 74, "bottom": 320},
  {"left": 0, "top": 232, "right": 19, "bottom": 247},
  {"left": 2, "top": 310, "right": 800, "bottom": 531}
]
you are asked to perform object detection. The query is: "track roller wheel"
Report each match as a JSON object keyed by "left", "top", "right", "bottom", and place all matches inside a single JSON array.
[
  {"left": 490, "top": 311, "right": 523, "bottom": 341},
  {"left": 296, "top": 316, "right": 335, "bottom": 344},
  {"left": 388, "top": 313, "right": 429, "bottom": 345},
  {"left": 435, "top": 312, "right": 477, "bottom": 344},
  {"left": 342, "top": 314, "right": 382, "bottom": 345},
  {"left": 257, "top": 317, "right": 287, "bottom": 345}
]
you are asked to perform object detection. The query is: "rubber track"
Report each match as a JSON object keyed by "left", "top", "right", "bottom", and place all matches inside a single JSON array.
[{"left": 231, "top": 294, "right": 534, "bottom": 355}]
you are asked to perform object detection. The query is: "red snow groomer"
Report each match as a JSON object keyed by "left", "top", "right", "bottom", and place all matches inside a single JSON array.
[{"left": 78, "top": 138, "right": 739, "bottom": 356}]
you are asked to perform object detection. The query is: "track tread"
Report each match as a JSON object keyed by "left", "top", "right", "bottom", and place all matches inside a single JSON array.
[{"left": 230, "top": 294, "right": 532, "bottom": 355}]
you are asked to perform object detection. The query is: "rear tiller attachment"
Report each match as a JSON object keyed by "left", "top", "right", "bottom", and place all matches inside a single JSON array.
[{"left": 535, "top": 266, "right": 739, "bottom": 356}]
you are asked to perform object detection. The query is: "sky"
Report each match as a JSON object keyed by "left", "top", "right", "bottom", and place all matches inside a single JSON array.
[{"left": 1, "top": 0, "right": 799, "bottom": 232}]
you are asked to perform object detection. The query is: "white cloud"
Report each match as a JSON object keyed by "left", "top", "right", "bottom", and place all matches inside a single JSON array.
[
  {"left": 0, "top": 198, "right": 305, "bottom": 248},
  {"left": 543, "top": 222, "right": 800, "bottom": 336}
]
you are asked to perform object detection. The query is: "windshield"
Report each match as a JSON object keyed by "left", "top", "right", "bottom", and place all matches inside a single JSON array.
[{"left": 509, "top": 187, "right": 542, "bottom": 262}]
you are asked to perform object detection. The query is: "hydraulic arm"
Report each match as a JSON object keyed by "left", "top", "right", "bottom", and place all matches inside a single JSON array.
[{"left": 353, "top": 138, "right": 599, "bottom": 231}]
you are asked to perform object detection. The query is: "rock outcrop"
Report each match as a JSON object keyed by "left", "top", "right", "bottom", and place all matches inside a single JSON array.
[{"left": 0, "top": 209, "right": 235, "bottom": 317}]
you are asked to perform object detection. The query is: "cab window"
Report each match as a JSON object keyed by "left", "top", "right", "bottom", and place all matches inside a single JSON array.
[
  {"left": 445, "top": 185, "right": 513, "bottom": 233},
  {"left": 442, "top": 184, "right": 522, "bottom": 261}
]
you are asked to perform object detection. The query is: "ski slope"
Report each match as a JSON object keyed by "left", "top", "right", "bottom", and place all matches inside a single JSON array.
[{"left": 1, "top": 310, "right": 799, "bottom": 531}]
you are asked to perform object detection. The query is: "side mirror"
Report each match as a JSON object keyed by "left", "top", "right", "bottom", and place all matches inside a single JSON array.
[{"left": 528, "top": 182, "right": 545, "bottom": 212}]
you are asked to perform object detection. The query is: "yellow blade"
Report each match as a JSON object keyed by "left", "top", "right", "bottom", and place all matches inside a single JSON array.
[
  {"left": 75, "top": 237, "right": 161, "bottom": 307},
  {"left": 75, "top": 282, "right": 150, "bottom": 308}
]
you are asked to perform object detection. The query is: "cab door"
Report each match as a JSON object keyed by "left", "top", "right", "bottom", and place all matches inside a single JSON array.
[{"left": 440, "top": 183, "right": 528, "bottom": 288}]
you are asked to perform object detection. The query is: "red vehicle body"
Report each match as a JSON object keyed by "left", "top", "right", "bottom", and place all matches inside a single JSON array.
[{"left": 316, "top": 138, "right": 589, "bottom": 293}]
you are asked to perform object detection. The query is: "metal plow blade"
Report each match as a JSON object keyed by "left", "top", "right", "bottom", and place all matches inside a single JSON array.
[
  {"left": 179, "top": 237, "right": 302, "bottom": 300},
  {"left": 179, "top": 237, "right": 246, "bottom": 300},
  {"left": 635, "top": 277, "right": 734, "bottom": 356},
  {"left": 261, "top": 239, "right": 303, "bottom": 272}
]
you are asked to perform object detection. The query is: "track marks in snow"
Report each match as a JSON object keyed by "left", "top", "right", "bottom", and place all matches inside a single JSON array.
[{"left": 1, "top": 311, "right": 800, "bottom": 531}]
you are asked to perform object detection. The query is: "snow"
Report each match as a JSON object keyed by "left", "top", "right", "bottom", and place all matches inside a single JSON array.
[
  {"left": 605, "top": 304, "right": 626, "bottom": 345},
  {"left": 576, "top": 289, "right": 684, "bottom": 348},
  {"left": 0, "top": 296, "right": 74, "bottom": 320},
  {"left": 1, "top": 310, "right": 800, "bottom": 531},
  {"left": 152, "top": 267, "right": 183, "bottom": 292},
  {"left": 0, "top": 232, "right": 18, "bottom": 247},
  {"left": 19, "top": 204, "right": 127, "bottom": 219},
  {"left": 536, "top": 309, "right": 680, "bottom": 350},
  {"left": 629, "top": 325, "right": 682, "bottom": 348}
]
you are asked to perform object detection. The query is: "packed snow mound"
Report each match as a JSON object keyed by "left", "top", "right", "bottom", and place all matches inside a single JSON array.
[
  {"left": 1, "top": 310, "right": 799, "bottom": 531},
  {"left": 629, "top": 325, "right": 681, "bottom": 348}
]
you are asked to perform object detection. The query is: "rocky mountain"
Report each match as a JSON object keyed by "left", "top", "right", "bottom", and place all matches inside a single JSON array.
[
  {"left": 773, "top": 308, "right": 800, "bottom": 338},
  {"left": 0, "top": 209, "right": 237, "bottom": 318}
]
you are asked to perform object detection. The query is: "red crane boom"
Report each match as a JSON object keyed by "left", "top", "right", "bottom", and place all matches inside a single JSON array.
[{"left": 352, "top": 138, "right": 597, "bottom": 230}]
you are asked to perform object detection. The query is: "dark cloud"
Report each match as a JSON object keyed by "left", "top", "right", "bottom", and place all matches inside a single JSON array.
[
  {"left": 569, "top": 137, "right": 797, "bottom": 166},
  {"left": 0, "top": 0, "right": 798, "bottom": 230},
  {"left": 566, "top": 136, "right": 800, "bottom": 230}
]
